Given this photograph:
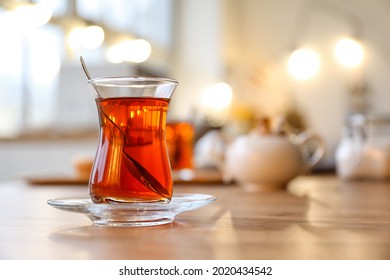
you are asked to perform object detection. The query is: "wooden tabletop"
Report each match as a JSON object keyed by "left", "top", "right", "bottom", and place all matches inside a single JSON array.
[{"left": 1, "top": 175, "right": 390, "bottom": 260}]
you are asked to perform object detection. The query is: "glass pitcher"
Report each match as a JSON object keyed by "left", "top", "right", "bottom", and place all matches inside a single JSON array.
[{"left": 335, "top": 113, "right": 390, "bottom": 180}]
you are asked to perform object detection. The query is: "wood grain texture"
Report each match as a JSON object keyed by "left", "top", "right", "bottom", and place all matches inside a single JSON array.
[{"left": 1, "top": 175, "right": 389, "bottom": 260}]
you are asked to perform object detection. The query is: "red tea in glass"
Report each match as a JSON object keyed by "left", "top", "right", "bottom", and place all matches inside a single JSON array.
[{"left": 88, "top": 77, "right": 178, "bottom": 203}]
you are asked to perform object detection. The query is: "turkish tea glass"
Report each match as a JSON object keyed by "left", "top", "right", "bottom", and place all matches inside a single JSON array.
[{"left": 87, "top": 77, "right": 178, "bottom": 203}]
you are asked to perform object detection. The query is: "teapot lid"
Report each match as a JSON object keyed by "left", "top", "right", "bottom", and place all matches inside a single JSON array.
[
  {"left": 257, "top": 118, "right": 272, "bottom": 134},
  {"left": 254, "top": 116, "right": 287, "bottom": 136}
]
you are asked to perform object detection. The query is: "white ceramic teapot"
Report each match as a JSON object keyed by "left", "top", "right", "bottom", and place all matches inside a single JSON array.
[{"left": 224, "top": 117, "right": 326, "bottom": 192}]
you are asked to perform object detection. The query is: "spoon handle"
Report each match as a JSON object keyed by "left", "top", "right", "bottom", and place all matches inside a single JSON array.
[{"left": 80, "top": 56, "right": 92, "bottom": 80}]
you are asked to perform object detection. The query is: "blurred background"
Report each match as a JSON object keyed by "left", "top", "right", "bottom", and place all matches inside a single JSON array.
[{"left": 1, "top": 0, "right": 390, "bottom": 181}]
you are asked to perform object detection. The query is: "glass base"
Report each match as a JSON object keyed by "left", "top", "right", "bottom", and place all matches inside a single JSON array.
[
  {"left": 90, "top": 195, "right": 171, "bottom": 204},
  {"left": 48, "top": 193, "right": 216, "bottom": 227}
]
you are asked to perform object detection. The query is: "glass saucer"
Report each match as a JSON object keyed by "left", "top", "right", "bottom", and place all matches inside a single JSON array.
[{"left": 47, "top": 193, "right": 216, "bottom": 227}]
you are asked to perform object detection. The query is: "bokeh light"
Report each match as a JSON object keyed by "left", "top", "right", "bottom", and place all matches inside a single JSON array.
[
  {"left": 201, "top": 82, "right": 233, "bottom": 126},
  {"left": 106, "top": 39, "right": 152, "bottom": 63},
  {"left": 68, "top": 25, "right": 105, "bottom": 50},
  {"left": 288, "top": 48, "right": 321, "bottom": 80},
  {"left": 201, "top": 82, "right": 233, "bottom": 111},
  {"left": 0, "top": 0, "right": 53, "bottom": 28},
  {"left": 334, "top": 38, "right": 364, "bottom": 68}
]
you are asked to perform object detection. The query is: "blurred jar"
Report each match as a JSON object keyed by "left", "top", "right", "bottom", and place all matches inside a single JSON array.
[
  {"left": 166, "top": 121, "right": 194, "bottom": 170},
  {"left": 335, "top": 113, "right": 390, "bottom": 180}
]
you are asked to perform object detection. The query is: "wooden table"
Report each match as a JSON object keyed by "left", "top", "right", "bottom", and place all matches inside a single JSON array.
[{"left": 1, "top": 175, "right": 390, "bottom": 260}]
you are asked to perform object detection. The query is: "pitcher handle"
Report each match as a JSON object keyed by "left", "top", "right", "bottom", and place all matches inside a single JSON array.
[{"left": 294, "top": 131, "right": 326, "bottom": 169}]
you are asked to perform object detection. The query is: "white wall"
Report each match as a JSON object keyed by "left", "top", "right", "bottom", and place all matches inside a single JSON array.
[{"left": 169, "top": 0, "right": 225, "bottom": 121}]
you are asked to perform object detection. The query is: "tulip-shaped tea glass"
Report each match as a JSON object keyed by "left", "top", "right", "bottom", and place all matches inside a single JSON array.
[{"left": 88, "top": 77, "right": 178, "bottom": 204}]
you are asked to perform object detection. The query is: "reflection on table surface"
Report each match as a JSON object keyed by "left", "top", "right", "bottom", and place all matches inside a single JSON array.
[{"left": 1, "top": 175, "right": 390, "bottom": 260}]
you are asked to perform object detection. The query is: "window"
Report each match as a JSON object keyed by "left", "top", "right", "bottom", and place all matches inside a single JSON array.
[{"left": 0, "top": 0, "right": 174, "bottom": 137}]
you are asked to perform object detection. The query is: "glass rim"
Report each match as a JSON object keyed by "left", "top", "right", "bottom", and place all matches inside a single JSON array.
[{"left": 88, "top": 76, "right": 178, "bottom": 86}]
